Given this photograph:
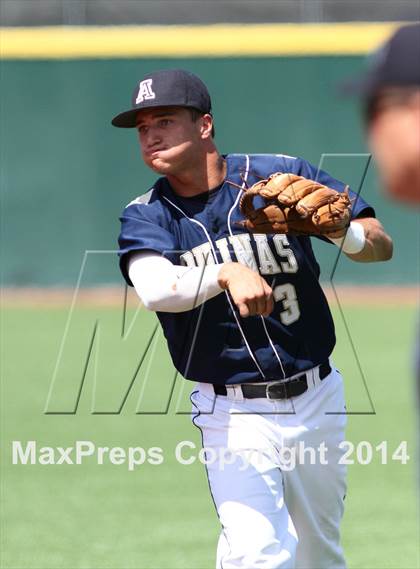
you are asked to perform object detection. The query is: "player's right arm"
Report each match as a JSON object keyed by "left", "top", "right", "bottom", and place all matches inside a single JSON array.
[
  {"left": 119, "top": 194, "right": 273, "bottom": 317},
  {"left": 128, "top": 251, "right": 222, "bottom": 312},
  {"left": 128, "top": 252, "right": 273, "bottom": 317}
]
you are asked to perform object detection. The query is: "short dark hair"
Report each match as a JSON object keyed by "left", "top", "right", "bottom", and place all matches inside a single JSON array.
[
  {"left": 365, "top": 86, "right": 420, "bottom": 123},
  {"left": 188, "top": 108, "right": 215, "bottom": 138}
]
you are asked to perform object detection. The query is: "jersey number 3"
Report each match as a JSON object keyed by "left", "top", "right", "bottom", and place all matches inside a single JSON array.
[{"left": 273, "top": 283, "right": 300, "bottom": 325}]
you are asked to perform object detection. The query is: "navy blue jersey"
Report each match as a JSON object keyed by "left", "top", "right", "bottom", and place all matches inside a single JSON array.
[{"left": 118, "top": 154, "right": 374, "bottom": 384}]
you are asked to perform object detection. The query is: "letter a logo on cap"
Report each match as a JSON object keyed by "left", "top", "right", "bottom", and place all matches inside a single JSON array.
[{"left": 136, "top": 79, "right": 156, "bottom": 104}]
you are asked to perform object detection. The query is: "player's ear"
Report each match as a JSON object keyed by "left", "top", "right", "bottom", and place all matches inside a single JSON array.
[{"left": 200, "top": 114, "right": 214, "bottom": 140}]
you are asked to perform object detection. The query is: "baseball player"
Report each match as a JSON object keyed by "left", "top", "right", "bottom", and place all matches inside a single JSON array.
[
  {"left": 343, "top": 22, "right": 420, "bottom": 487},
  {"left": 112, "top": 68, "right": 392, "bottom": 569}
]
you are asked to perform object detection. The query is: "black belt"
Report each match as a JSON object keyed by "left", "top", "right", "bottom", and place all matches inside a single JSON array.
[{"left": 213, "top": 362, "right": 331, "bottom": 400}]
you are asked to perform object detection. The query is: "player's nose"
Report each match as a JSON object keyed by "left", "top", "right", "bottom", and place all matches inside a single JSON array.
[{"left": 145, "top": 126, "right": 162, "bottom": 147}]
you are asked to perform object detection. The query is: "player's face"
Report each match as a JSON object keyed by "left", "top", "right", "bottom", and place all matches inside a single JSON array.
[
  {"left": 367, "top": 92, "right": 420, "bottom": 204},
  {"left": 135, "top": 106, "right": 208, "bottom": 175}
]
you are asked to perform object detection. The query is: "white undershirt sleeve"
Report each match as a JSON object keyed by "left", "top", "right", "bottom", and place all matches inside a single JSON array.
[{"left": 128, "top": 251, "right": 225, "bottom": 313}]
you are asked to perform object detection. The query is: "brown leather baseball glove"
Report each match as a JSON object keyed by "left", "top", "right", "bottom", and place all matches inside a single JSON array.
[{"left": 236, "top": 173, "right": 352, "bottom": 236}]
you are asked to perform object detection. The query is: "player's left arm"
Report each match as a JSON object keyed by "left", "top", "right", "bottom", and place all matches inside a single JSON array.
[
  {"left": 341, "top": 216, "right": 393, "bottom": 263},
  {"left": 293, "top": 158, "right": 393, "bottom": 264}
]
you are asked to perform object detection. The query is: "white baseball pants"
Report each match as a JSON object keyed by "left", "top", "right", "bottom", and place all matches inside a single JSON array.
[{"left": 191, "top": 365, "right": 347, "bottom": 569}]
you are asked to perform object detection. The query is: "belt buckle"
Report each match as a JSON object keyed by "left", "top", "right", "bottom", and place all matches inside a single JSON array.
[{"left": 265, "top": 380, "right": 287, "bottom": 400}]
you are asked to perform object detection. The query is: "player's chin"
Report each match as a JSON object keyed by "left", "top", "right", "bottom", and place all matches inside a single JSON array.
[{"left": 386, "top": 168, "right": 420, "bottom": 205}]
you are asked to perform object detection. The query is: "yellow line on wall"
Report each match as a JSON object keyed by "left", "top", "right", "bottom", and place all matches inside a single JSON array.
[{"left": 0, "top": 22, "right": 404, "bottom": 59}]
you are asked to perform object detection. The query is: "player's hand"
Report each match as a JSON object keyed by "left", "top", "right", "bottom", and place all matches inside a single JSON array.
[{"left": 217, "top": 262, "right": 274, "bottom": 318}]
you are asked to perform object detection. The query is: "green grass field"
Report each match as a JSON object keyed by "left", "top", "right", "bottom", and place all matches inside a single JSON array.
[{"left": 1, "top": 301, "right": 418, "bottom": 569}]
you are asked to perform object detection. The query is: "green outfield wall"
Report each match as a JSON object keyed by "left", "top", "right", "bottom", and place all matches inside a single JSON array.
[{"left": 1, "top": 25, "right": 418, "bottom": 286}]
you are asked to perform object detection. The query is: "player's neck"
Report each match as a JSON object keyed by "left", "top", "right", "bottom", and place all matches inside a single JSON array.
[{"left": 166, "top": 151, "right": 226, "bottom": 197}]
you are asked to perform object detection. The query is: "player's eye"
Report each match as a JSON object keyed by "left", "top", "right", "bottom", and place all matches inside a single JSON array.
[
  {"left": 137, "top": 125, "right": 148, "bottom": 135},
  {"left": 159, "top": 119, "right": 172, "bottom": 128}
]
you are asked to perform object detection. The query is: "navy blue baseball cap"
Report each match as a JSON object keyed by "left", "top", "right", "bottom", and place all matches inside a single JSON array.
[
  {"left": 341, "top": 23, "right": 420, "bottom": 98},
  {"left": 112, "top": 68, "right": 212, "bottom": 128}
]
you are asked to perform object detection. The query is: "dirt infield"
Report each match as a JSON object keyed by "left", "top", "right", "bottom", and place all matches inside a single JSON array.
[{"left": 1, "top": 285, "right": 418, "bottom": 308}]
